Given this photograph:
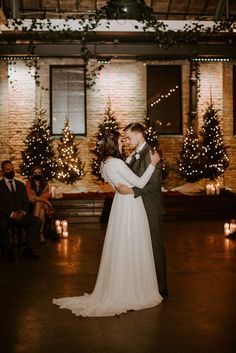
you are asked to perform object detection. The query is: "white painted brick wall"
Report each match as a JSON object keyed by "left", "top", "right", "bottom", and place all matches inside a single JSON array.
[{"left": 0, "top": 58, "right": 235, "bottom": 191}]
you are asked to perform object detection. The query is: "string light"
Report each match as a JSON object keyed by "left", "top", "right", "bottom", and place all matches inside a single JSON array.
[
  {"left": 0, "top": 56, "right": 40, "bottom": 60},
  {"left": 190, "top": 57, "right": 230, "bottom": 62},
  {"left": 97, "top": 57, "right": 111, "bottom": 64},
  {"left": 150, "top": 85, "right": 179, "bottom": 107},
  {"left": 56, "top": 118, "right": 85, "bottom": 184},
  {"left": 21, "top": 111, "right": 56, "bottom": 180},
  {"left": 178, "top": 103, "right": 229, "bottom": 181}
]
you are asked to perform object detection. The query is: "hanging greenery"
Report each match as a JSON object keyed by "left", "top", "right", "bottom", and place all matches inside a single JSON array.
[{"left": 2, "top": 0, "right": 233, "bottom": 86}]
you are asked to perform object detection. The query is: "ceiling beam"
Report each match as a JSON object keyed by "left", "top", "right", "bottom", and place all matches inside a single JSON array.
[
  {"left": 0, "top": 8, "right": 7, "bottom": 24},
  {"left": 200, "top": 0, "right": 211, "bottom": 19},
  {"left": 0, "top": 40, "right": 235, "bottom": 59},
  {"left": 166, "top": 0, "right": 173, "bottom": 20},
  {"left": 214, "top": 0, "right": 227, "bottom": 20},
  {"left": 184, "top": 0, "right": 192, "bottom": 20},
  {"left": 12, "top": 0, "right": 20, "bottom": 18}
]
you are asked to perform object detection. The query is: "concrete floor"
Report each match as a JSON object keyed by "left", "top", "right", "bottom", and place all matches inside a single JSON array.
[{"left": 1, "top": 219, "right": 236, "bottom": 353}]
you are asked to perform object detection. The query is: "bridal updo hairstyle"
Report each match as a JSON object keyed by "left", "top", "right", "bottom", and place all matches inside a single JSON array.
[{"left": 100, "top": 131, "right": 123, "bottom": 162}]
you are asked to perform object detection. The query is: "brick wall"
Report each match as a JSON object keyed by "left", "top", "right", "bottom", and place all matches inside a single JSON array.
[
  {"left": 197, "top": 62, "right": 236, "bottom": 190},
  {"left": 0, "top": 58, "right": 235, "bottom": 192},
  {"left": 223, "top": 62, "right": 236, "bottom": 189},
  {"left": 0, "top": 60, "right": 35, "bottom": 171}
]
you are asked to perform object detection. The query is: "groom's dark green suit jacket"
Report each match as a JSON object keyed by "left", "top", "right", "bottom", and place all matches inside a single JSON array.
[{"left": 131, "top": 142, "right": 167, "bottom": 294}]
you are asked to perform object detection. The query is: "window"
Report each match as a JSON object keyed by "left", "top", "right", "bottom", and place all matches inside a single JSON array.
[
  {"left": 233, "top": 66, "right": 236, "bottom": 135},
  {"left": 147, "top": 65, "right": 182, "bottom": 135},
  {"left": 50, "top": 65, "right": 86, "bottom": 136}
]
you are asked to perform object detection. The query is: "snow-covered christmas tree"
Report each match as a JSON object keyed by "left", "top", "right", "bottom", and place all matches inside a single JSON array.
[
  {"left": 21, "top": 108, "right": 56, "bottom": 180},
  {"left": 91, "top": 101, "right": 120, "bottom": 181},
  {"left": 200, "top": 102, "right": 229, "bottom": 180},
  {"left": 56, "top": 118, "right": 85, "bottom": 184}
]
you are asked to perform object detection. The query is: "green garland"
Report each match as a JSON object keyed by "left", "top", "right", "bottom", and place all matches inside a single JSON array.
[{"left": 3, "top": 0, "right": 234, "bottom": 86}]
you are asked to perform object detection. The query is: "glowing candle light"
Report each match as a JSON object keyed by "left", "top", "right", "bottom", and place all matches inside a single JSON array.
[
  {"left": 61, "top": 220, "right": 68, "bottom": 232},
  {"left": 224, "top": 223, "right": 231, "bottom": 237},
  {"left": 50, "top": 186, "right": 56, "bottom": 198}
]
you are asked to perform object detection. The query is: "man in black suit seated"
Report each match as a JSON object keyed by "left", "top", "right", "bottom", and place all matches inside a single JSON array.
[{"left": 0, "top": 160, "right": 42, "bottom": 260}]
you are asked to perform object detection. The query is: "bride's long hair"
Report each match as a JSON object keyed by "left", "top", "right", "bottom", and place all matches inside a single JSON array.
[{"left": 100, "top": 131, "right": 124, "bottom": 162}]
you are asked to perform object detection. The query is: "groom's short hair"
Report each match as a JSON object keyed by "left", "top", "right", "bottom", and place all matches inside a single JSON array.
[{"left": 123, "top": 122, "right": 145, "bottom": 136}]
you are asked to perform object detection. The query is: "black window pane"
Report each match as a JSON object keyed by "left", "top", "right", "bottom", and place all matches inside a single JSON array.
[{"left": 147, "top": 65, "right": 182, "bottom": 135}]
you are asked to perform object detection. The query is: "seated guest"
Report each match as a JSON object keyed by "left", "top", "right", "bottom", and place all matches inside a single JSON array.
[
  {"left": 0, "top": 160, "right": 42, "bottom": 260},
  {"left": 25, "top": 166, "right": 54, "bottom": 242}
]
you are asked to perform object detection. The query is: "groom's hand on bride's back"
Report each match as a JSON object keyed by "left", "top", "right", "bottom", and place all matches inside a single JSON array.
[
  {"left": 115, "top": 184, "right": 133, "bottom": 195},
  {"left": 150, "top": 150, "right": 160, "bottom": 166}
]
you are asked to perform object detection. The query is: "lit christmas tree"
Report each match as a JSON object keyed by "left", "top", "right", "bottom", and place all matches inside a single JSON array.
[
  {"left": 144, "top": 116, "right": 160, "bottom": 150},
  {"left": 144, "top": 115, "right": 169, "bottom": 179},
  {"left": 56, "top": 118, "right": 85, "bottom": 184},
  {"left": 21, "top": 108, "right": 56, "bottom": 180},
  {"left": 200, "top": 102, "right": 229, "bottom": 180},
  {"left": 91, "top": 102, "right": 120, "bottom": 181},
  {"left": 177, "top": 126, "right": 204, "bottom": 182}
]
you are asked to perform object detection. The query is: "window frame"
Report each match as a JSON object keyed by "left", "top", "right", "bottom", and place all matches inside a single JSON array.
[{"left": 50, "top": 65, "right": 87, "bottom": 136}]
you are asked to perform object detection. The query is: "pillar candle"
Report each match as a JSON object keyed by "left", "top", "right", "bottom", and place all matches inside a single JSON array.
[
  {"left": 215, "top": 183, "right": 220, "bottom": 195},
  {"left": 61, "top": 220, "right": 68, "bottom": 232},
  {"left": 224, "top": 223, "right": 230, "bottom": 236},
  {"left": 50, "top": 186, "right": 56, "bottom": 198},
  {"left": 206, "top": 184, "right": 211, "bottom": 195},
  {"left": 229, "top": 221, "right": 236, "bottom": 234},
  {"left": 56, "top": 225, "right": 62, "bottom": 235},
  {"left": 55, "top": 220, "right": 61, "bottom": 227}
]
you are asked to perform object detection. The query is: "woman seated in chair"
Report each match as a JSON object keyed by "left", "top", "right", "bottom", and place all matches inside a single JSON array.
[{"left": 25, "top": 166, "right": 54, "bottom": 242}]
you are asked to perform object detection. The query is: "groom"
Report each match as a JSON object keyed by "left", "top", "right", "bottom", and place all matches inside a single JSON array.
[{"left": 116, "top": 122, "right": 168, "bottom": 298}]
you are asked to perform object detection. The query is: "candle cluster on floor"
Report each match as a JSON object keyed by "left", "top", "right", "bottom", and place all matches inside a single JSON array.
[
  {"left": 224, "top": 220, "right": 236, "bottom": 237},
  {"left": 55, "top": 219, "right": 69, "bottom": 237},
  {"left": 206, "top": 181, "right": 220, "bottom": 195}
]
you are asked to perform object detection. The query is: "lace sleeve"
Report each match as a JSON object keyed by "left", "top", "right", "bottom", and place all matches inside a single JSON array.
[{"left": 116, "top": 159, "right": 155, "bottom": 188}]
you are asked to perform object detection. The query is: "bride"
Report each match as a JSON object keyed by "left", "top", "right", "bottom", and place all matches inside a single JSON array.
[{"left": 53, "top": 131, "right": 163, "bottom": 317}]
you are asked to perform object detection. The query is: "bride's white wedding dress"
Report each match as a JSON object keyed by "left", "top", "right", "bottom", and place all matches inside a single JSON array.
[{"left": 53, "top": 158, "right": 163, "bottom": 317}]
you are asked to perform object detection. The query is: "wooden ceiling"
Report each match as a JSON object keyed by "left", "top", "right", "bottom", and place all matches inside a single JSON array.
[{"left": 2, "top": 0, "right": 236, "bottom": 21}]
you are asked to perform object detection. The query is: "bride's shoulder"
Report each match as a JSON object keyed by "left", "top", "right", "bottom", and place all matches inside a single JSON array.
[{"left": 105, "top": 157, "right": 124, "bottom": 167}]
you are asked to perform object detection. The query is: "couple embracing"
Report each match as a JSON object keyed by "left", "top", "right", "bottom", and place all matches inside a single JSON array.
[{"left": 53, "top": 123, "right": 168, "bottom": 317}]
